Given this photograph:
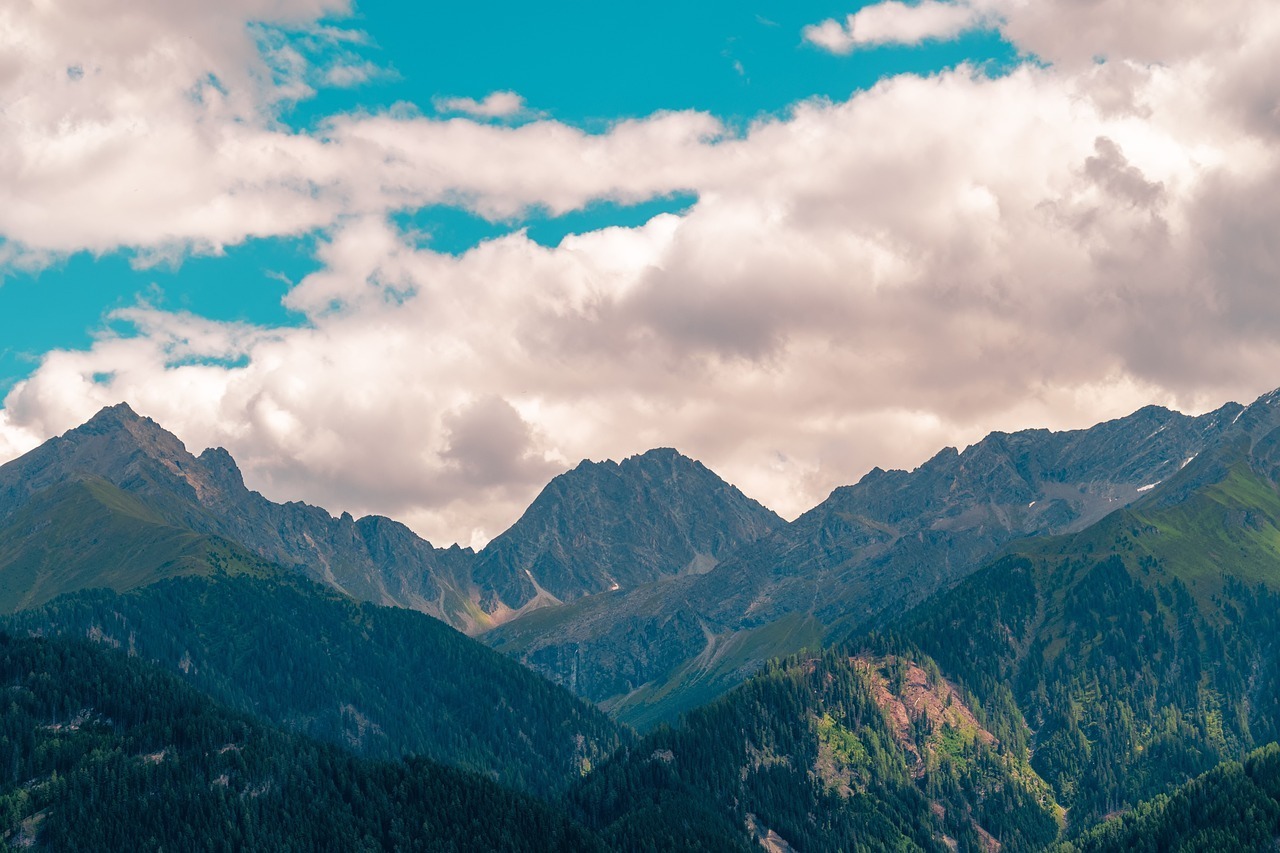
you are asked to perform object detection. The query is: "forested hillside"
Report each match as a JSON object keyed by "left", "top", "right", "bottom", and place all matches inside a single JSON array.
[
  {"left": 568, "top": 646, "right": 1061, "bottom": 851},
  {"left": 1059, "top": 744, "right": 1280, "bottom": 852},
  {"left": 5, "top": 574, "right": 627, "bottom": 795},
  {"left": 0, "top": 632, "right": 604, "bottom": 851},
  {"left": 895, "top": 422, "right": 1280, "bottom": 828}
]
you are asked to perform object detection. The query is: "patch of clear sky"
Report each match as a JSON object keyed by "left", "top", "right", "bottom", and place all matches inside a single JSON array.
[{"left": 0, "top": 0, "right": 1019, "bottom": 396}]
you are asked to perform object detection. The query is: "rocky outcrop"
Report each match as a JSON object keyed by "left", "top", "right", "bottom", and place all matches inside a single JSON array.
[{"left": 471, "top": 448, "right": 784, "bottom": 612}]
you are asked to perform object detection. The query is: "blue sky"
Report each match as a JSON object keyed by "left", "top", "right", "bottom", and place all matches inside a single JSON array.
[{"left": 0, "top": 1, "right": 1015, "bottom": 397}]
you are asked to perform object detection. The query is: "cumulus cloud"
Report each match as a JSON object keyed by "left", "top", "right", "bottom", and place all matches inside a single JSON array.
[
  {"left": 4, "top": 0, "right": 1280, "bottom": 545},
  {"left": 806, "top": 0, "right": 1274, "bottom": 67},
  {"left": 804, "top": 1, "right": 990, "bottom": 53},
  {"left": 432, "top": 90, "right": 534, "bottom": 119},
  {"left": 0, "top": 0, "right": 356, "bottom": 260}
]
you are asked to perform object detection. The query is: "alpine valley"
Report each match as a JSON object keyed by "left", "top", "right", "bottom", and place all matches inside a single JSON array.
[{"left": 5, "top": 390, "right": 1280, "bottom": 850}]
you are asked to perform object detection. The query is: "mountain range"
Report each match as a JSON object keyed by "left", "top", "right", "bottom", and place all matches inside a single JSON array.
[
  {"left": 4, "top": 389, "right": 1280, "bottom": 849},
  {"left": 489, "top": 397, "right": 1247, "bottom": 727}
]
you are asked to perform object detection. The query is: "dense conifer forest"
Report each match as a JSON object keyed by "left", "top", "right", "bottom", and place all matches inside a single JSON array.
[
  {"left": 567, "top": 647, "right": 1061, "bottom": 851},
  {"left": 0, "top": 632, "right": 604, "bottom": 851},
  {"left": 3, "top": 574, "right": 627, "bottom": 796},
  {"left": 1059, "top": 743, "right": 1280, "bottom": 852}
]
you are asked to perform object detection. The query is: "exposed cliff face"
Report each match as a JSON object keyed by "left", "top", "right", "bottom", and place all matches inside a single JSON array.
[{"left": 472, "top": 448, "right": 784, "bottom": 612}]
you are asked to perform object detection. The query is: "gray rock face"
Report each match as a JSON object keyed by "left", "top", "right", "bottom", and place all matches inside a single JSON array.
[
  {"left": 471, "top": 448, "right": 784, "bottom": 613},
  {"left": 696, "top": 401, "right": 1245, "bottom": 630}
]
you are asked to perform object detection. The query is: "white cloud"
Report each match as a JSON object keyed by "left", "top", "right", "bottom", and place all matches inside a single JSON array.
[
  {"left": 0, "top": 0, "right": 359, "bottom": 260},
  {"left": 804, "top": 1, "right": 990, "bottom": 53},
  {"left": 0, "top": 0, "right": 717, "bottom": 259},
  {"left": 4, "top": 0, "right": 1280, "bottom": 545},
  {"left": 325, "top": 60, "right": 383, "bottom": 88},
  {"left": 433, "top": 90, "right": 534, "bottom": 119}
]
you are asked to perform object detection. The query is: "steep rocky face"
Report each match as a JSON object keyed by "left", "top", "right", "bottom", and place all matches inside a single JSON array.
[
  {"left": 471, "top": 448, "right": 784, "bottom": 613},
  {"left": 0, "top": 404, "right": 474, "bottom": 620},
  {"left": 693, "top": 400, "right": 1245, "bottom": 630}
]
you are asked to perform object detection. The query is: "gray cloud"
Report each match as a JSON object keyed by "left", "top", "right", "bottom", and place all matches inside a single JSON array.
[
  {"left": 1085, "top": 137, "right": 1165, "bottom": 209},
  {"left": 441, "top": 396, "right": 558, "bottom": 490}
]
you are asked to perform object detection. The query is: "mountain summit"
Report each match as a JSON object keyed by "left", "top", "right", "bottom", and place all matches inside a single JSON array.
[
  {"left": 0, "top": 403, "right": 208, "bottom": 517},
  {"left": 471, "top": 448, "right": 784, "bottom": 614}
]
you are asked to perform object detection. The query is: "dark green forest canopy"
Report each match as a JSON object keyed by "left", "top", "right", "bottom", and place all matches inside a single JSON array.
[
  {"left": 4, "top": 573, "right": 628, "bottom": 796},
  {"left": 0, "top": 632, "right": 605, "bottom": 852},
  {"left": 567, "top": 647, "right": 1061, "bottom": 851},
  {"left": 1059, "top": 743, "right": 1280, "bottom": 852}
]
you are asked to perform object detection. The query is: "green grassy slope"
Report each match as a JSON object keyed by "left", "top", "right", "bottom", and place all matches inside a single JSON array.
[
  {"left": 1017, "top": 453, "right": 1280, "bottom": 607},
  {"left": 0, "top": 477, "right": 273, "bottom": 613},
  {"left": 600, "top": 612, "right": 826, "bottom": 731}
]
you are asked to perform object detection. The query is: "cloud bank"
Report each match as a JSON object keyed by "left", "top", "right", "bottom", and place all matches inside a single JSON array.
[{"left": 3, "top": 0, "right": 1280, "bottom": 546}]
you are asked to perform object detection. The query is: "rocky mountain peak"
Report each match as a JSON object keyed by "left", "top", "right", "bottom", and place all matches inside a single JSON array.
[
  {"left": 196, "top": 447, "right": 246, "bottom": 491},
  {"left": 619, "top": 447, "right": 685, "bottom": 470},
  {"left": 68, "top": 402, "right": 181, "bottom": 450},
  {"left": 0, "top": 403, "right": 210, "bottom": 521},
  {"left": 471, "top": 446, "right": 784, "bottom": 614},
  {"left": 77, "top": 401, "right": 143, "bottom": 432},
  {"left": 562, "top": 448, "right": 699, "bottom": 483}
]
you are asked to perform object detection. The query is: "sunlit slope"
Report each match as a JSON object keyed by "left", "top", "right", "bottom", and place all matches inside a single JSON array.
[
  {"left": 0, "top": 476, "right": 272, "bottom": 613},
  {"left": 568, "top": 646, "right": 1061, "bottom": 851}
]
